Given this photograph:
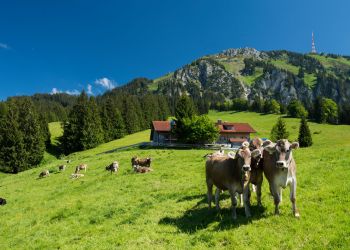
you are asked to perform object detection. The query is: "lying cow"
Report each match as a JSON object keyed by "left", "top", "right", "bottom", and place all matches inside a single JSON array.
[
  {"left": 75, "top": 164, "right": 87, "bottom": 173},
  {"left": 106, "top": 161, "right": 119, "bottom": 174},
  {"left": 70, "top": 173, "right": 84, "bottom": 179},
  {"left": 133, "top": 165, "right": 153, "bottom": 173},
  {"left": 263, "top": 139, "right": 300, "bottom": 217},
  {"left": 39, "top": 170, "right": 50, "bottom": 178},
  {"left": 205, "top": 143, "right": 261, "bottom": 219},
  {"left": 131, "top": 157, "right": 152, "bottom": 168},
  {"left": 0, "top": 198, "right": 6, "bottom": 206},
  {"left": 58, "top": 165, "right": 66, "bottom": 171}
]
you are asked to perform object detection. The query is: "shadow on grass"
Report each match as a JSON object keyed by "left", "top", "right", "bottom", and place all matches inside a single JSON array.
[
  {"left": 46, "top": 143, "right": 62, "bottom": 158},
  {"left": 159, "top": 194, "right": 266, "bottom": 233}
]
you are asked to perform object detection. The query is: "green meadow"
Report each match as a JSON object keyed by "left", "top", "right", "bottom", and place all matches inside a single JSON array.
[{"left": 1, "top": 111, "right": 350, "bottom": 249}]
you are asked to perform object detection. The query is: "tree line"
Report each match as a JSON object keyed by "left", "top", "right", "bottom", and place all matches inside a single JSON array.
[{"left": 0, "top": 98, "right": 50, "bottom": 173}]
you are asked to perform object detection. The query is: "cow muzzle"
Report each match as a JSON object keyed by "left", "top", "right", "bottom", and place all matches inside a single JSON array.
[
  {"left": 276, "top": 161, "right": 288, "bottom": 169},
  {"left": 242, "top": 165, "right": 251, "bottom": 172}
]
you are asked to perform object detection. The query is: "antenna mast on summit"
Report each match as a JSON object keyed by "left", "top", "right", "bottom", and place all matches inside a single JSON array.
[{"left": 311, "top": 32, "right": 317, "bottom": 54}]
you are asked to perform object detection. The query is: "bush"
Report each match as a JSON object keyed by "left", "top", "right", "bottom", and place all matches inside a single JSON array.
[{"left": 287, "top": 100, "right": 308, "bottom": 118}]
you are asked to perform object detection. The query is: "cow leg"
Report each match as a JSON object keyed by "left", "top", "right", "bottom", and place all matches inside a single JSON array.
[
  {"left": 206, "top": 179, "right": 213, "bottom": 209},
  {"left": 256, "top": 172, "right": 263, "bottom": 206},
  {"left": 238, "top": 193, "right": 243, "bottom": 207},
  {"left": 243, "top": 186, "right": 251, "bottom": 218},
  {"left": 290, "top": 178, "right": 300, "bottom": 218},
  {"left": 271, "top": 184, "right": 281, "bottom": 215},
  {"left": 215, "top": 188, "right": 221, "bottom": 211},
  {"left": 228, "top": 187, "right": 237, "bottom": 220}
]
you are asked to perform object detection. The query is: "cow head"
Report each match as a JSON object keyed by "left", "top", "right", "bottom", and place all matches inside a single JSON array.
[
  {"left": 249, "top": 138, "right": 263, "bottom": 168},
  {"left": 266, "top": 139, "right": 299, "bottom": 169},
  {"left": 228, "top": 141, "right": 252, "bottom": 172}
]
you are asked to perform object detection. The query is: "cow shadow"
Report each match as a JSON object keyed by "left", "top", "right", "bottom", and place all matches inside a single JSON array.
[{"left": 159, "top": 194, "right": 266, "bottom": 233}]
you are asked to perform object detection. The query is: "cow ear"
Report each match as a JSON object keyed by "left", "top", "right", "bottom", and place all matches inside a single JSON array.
[{"left": 291, "top": 142, "right": 299, "bottom": 149}]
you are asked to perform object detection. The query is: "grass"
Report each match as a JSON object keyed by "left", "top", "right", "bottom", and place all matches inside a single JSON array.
[
  {"left": 270, "top": 59, "right": 299, "bottom": 74},
  {"left": 149, "top": 73, "right": 174, "bottom": 91},
  {"left": 1, "top": 111, "right": 350, "bottom": 249}
]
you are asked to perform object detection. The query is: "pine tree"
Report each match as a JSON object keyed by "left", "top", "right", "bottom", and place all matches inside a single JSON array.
[
  {"left": 61, "top": 91, "right": 104, "bottom": 154},
  {"left": 270, "top": 117, "right": 289, "bottom": 142},
  {"left": 298, "top": 117, "right": 313, "bottom": 147},
  {"left": 100, "top": 98, "right": 125, "bottom": 142},
  {"left": 39, "top": 113, "right": 51, "bottom": 147},
  {"left": 16, "top": 98, "right": 45, "bottom": 166},
  {"left": 175, "top": 95, "right": 196, "bottom": 121},
  {"left": 80, "top": 96, "right": 104, "bottom": 149},
  {"left": 0, "top": 101, "right": 27, "bottom": 173},
  {"left": 122, "top": 96, "right": 142, "bottom": 134},
  {"left": 157, "top": 96, "right": 170, "bottom": 120}
]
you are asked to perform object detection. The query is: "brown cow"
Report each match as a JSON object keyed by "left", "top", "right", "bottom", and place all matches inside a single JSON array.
[
  {"left": 75, "top": 164, "right": 87, "bottom": 173},
  {"left": 205, "top": 144, "right": 260, "bottom": 219},
  {"left": 133, "top": 165, "right": 153, "bottom": 173},
  {"left": 131, "top": 157, "right": 152, "bottom": 168},
  {"left": 263, "top": 139, "right": 300, "bottom": 217},
  {"left": 106, "top": 161, "right": 119, "bottom": 174}
]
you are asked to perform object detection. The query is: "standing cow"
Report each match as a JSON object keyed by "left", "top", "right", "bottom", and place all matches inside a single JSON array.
[
  {"left": 106, "top": 161, "right": 119, "bottom": 174},
  {"left": 263, "top": 139, "right": 300, "bottom": 217},
  {"left": 205, "top": 144, "right": 260, "bottom": 219},
  {"left": 75, "top": 164, "right": 87, "bottom": 173},
  {"left": 131, "top": 157, "right": 152, "bottom": 168}
]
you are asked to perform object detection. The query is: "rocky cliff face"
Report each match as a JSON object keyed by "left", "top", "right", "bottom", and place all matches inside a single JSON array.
[{"left": 153, "top": 48, "right": 350, "bottom": 107}]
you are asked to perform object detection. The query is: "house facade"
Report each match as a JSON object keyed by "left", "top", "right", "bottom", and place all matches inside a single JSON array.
[{"left": 215, "top": 119, "right": 256, "bottom": 146}]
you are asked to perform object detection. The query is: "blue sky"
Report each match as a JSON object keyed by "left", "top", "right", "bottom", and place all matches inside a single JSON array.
[{"left": 0, "top": 0, "right": 349, "bottom": 100}]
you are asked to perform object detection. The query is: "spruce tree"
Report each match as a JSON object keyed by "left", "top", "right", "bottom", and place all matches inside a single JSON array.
[
  {"left": 298, "top": 117, "right": 313, "bottom": 147},
  {"left": 122, "top": 96, "right": 141, "bottom": 134},
  {"left": 100, "top": 98, "right": 125, "bottom": 142},
  {"left": 0, "top": 101, "right": 27, "bottom": 173},
  {"left": 39, "top": 113, "right": 51, "bottom": 147},
  {"left": 16, "top": 98, "right": 45, "bottom": 166},
  {"left": 270, "top": 117, "right": 289, "bottom": 142},
  {"left": 61, "top": 91, "right": 104, "bottom": 154},
  {"left": 175, "top": 95, "right": 196, "bottom": 120},
  {"left": 80, "top": 96, "right": 104, "bottom": 149}
]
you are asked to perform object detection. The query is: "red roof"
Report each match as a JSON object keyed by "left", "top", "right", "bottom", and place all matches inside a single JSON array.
[
  {"left": 152, "top": 121, "right": 171, "bottom": 132},
  {"left": 216, "top": 122, "right": 256, "bottom": 133}
]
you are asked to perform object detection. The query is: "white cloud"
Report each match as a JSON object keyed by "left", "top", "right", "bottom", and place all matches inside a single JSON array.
[
  {"left": 95, "top": 77, "right": 115, "bottom": 90},
  {"left": 65, "top": 89, "right": 80, "bottom": 95},
  {"left": 50, "top": 88, "right": 62, "bottom": 94},
  {"left": 0, "top": 43, "right": 10, "bottom": 50},
  {"left": 87, "top": 84, "right": 93, "bottom": 95},
  {"left": 50, "top": 87, "right": 80, "bottom": 95}
]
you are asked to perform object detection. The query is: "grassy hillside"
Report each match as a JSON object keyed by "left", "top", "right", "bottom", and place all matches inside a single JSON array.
[{"left": 1, "top": 111, "right": 350, "bottom": 249}]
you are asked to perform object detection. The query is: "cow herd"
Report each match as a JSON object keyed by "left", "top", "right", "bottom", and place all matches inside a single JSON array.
[
  {"left": 37, "top": 156, "right": 153, "bottom": 180},
  {"left": 13, "top": 140, "right": 300, "bottom": 220},
  {"left": 205, "top": 138, "right": 300, "bottom": 220}
]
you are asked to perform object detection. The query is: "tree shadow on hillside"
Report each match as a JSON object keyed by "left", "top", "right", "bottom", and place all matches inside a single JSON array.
[
  {"left": 46, "top": 143, "right": 62, "bottom": 158},
  {"left": 159, "top": 194, "right": 266, "bottom": 233}
]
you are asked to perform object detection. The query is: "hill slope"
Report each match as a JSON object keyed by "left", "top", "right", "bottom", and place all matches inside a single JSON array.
[
  {"left": 150, "top": 48, "right": 350, "bottom": 109},
  {"left": 1, "top": 112, "right": 350, "bottom": 249}
]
